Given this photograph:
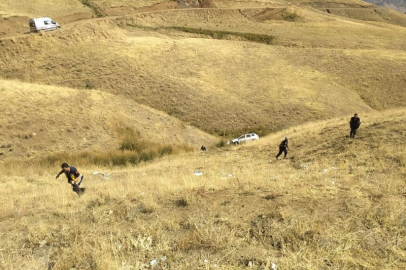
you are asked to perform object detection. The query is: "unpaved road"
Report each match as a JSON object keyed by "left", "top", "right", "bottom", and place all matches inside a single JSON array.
[{"left": 0, "top": 3, "right": 289, "bottom": 41}]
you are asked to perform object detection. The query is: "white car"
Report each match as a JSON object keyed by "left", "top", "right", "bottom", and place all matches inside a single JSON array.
[
  {"left": 29, "top": 17, "right": 60, "bottom": 33},
  {"left": 231, "top": 133, "right": 259, "bottom": 145}
]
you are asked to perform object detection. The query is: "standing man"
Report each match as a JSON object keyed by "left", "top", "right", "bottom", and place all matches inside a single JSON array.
[
  {"left": 276, "top": 137, "right": 289, "bottom": 159},
  {"left": 349, "top": 113, "right": 361, "bottom": 138},
  {"left": 56, "top": 163, "right": 85, "bottom": 195}
]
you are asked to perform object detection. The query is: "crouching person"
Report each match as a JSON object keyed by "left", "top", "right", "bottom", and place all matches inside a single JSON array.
[{"left": 56, "top": 163, "right": 85, "bottom": 195}]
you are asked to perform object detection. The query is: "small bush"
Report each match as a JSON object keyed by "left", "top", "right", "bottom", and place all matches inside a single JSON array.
[
  {"left": 216, "top": 140, "right": 226, "bottom": 148},
  {"left": 175, "top": 198, "right": 189, "bottom": 207},
  {"left": 120, "top": 137, "right": 148, "bottom": 152},
  {"left": 85, "top": 82, "right": 95, "bottom": 89},
  {"left": 283, "top": 12, "right": 299, "bottom": 22},
  {"left": 159, "top": 146, "right": 173, "bottom": 156}
]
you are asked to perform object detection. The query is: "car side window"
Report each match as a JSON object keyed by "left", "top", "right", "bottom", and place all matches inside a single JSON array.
[
  {"left": 51, "top": 21, "right": 56, "bottom": 24},
  {"left": 246, "top": 135, "right": 251, "bottom": 138},
  {"left": 44, "top": 21, "right": 50, "bottom": 25}
]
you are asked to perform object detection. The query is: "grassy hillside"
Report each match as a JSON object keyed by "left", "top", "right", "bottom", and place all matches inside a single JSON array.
[
  {"left": 0, "top": 79, "right": 217, "bottom": 161},
  {"left": 0, "top": 0, "right": 168, "bottom": 18},
  {"left": 0, "top": 109, "right": 405, "bottom": 269},
  {"left": 0, "top": 0, "right": 92, "bottom": 18},
  {"left": 1, "top": 1, "right": 405, "bottom": 269},
  {"left": 2, "top": 4, "right": 406, "bottom": 136},
  {"left": 0, "top": 0, "right": 177, "bottom": 38}
]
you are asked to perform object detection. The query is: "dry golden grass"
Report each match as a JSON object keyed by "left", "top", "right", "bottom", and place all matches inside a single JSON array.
[
  {"left": 0, "top": 79, "right": 216, "bottom": 160},
  {"left": 0, "top": 3, "right": 405, "bottom": 136},
  {"left": 0, "top": 2, "right": 405, "bottom": 268},
  {"left": 0, "top": 109, "right": 405, "bottom": 269},
  {"left": 0, "top": 0, "right": 92, "bottom": 18},
  {"left": 0, "top": 0, "right": 167, "bottom": 18},
  {"left": 84, "top": 0, "right": 165, "bottom": 10}
]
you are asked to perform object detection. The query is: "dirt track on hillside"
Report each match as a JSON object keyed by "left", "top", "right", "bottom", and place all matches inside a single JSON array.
[{"left": 0, "top": 3, "right": 290, "bottom": 40}]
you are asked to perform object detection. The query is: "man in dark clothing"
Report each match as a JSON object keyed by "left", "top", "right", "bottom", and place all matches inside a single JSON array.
[
  {"left": 56, "top": 163, "right": 85, "bottom": 194},
  {"left": 276, "top": 137, "right": 289, "bottom": 159},
  {"left": 349, "top": 113, "right": 361, "bottom": 138}
]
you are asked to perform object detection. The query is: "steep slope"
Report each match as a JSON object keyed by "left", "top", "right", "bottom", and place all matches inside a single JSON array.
[
  {"left": 0, "top": 1, "right": 405, "bottom": 136},
  {"left": 0, "top": 79, "right": 217, "bottom": 161},
  {"left": 1, "top": 109, "right": 405, "bottom": 269}
]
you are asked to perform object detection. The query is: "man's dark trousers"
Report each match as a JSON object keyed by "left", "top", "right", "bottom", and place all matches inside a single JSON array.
[
  {"left": 350, "top": 127, "right": 358, "bottom": 138},
  {"left": 276, "top": 147, "right": 287, "bottom": 158}
]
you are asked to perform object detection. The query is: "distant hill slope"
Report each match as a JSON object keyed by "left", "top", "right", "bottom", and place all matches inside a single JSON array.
[
  {"left": 0, "top": 80, "right": 217, "bottom": 160},
  {"left": 363, "top": 0, "right": 406, "bottom": 13},
  {"left": 1, "top": 4, "right": 406, "bottom": 135},
  {"left": 0, "top": 0, "right": 92, "bottom": 18}
]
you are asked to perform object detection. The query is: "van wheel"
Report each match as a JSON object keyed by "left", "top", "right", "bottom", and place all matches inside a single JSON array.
[{"left": 234, "top": 142, "right": 239, "bottom": 146}]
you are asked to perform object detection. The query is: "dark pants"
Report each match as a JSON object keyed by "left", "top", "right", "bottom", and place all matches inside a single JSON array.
[
  {"left": 276, "top": 147, "right": 288, "bottom": 158},
  {"left": 350, "top": 127, "right": 358, "bottom": 138},
  {"left": 72, "top": 185, "right": 85, "bottom": 195}
]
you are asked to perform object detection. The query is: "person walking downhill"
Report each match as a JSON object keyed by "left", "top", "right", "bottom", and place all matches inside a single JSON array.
[
  {"left": 349, "top": 113, "right": 361, "bottom": 138},
  {"left": 276, "top": 137, "right": 289, "bottom": 159},
  {"left": 56, "top": 163, "right": 85, "bottom": 195}
]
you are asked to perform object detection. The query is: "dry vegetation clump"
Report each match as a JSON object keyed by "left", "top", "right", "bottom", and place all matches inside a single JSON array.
[{"left": 32, "top": 125, "right": 192, "bottom": 168}]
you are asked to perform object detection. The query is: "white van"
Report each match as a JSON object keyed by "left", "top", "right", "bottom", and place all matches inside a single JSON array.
[{"left": 29, "top": 17, "right": 60, "bottom": 33}]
